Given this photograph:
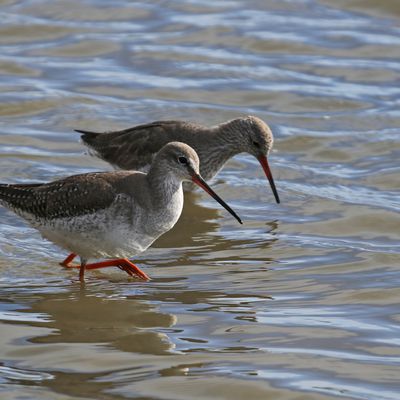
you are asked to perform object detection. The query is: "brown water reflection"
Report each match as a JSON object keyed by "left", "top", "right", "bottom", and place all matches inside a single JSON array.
[
  {"left": 31, "top": 290, "right": 176, "bottom": 355},
  {"left": 1, "top": 0, "right": 400, "bottom": 399}
]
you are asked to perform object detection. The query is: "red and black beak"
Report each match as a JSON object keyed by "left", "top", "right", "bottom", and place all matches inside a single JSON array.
[
  {"left": 191, "top": 174, "right": 242, "bottom": 224},
  {"left": 257, "top": 155, "right": 280, "bottom": 204}
]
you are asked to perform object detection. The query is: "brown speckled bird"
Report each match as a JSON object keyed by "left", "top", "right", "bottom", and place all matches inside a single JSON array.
[
  {"left": 76, "top": 115, "right": 280, "bottom": 203},
  {"left": 0, "top": 142, "right": 242, "bottom": 281}
]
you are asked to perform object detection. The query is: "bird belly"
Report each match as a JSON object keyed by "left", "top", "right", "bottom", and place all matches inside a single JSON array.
[
  {"left": 24, "top": 209, "right": 155, "bottom": 260},
  {"left": 5, "top": 187, "right": 184, "bottom": 261},
  {"left": 42, "top": 224, "right": 154, "bottom": 259}
]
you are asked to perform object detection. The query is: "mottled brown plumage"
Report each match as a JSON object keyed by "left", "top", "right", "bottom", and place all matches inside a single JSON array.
[
  {"left": 77, "top": 116, "right": 280, "bottom": 203},
  {"left": 0, "top": 173, "right": 119, "bottom": 219},
  {"left": 79, "top": 120, "right": 201, "bottom": 171}
]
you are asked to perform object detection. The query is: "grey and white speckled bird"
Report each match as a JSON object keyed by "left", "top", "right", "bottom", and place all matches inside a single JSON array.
[
  {"left": 76, "top": 115, "right": 280, "bottom": 203},
  {"left": 0, "top": 142, "right": 242, "bottom": 281}
]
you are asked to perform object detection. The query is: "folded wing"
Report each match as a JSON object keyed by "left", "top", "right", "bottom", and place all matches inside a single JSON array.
[
  {"left": 0, "top": 173, "right": 119, "bottom": 220},
  {"left": 76, "top": 120, "right": 193, "bottom": 170}
]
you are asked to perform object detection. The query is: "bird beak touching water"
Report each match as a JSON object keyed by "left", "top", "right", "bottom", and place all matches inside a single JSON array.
[
  {"left": 191, "top": 174, "right": 243, "bottom": 224},
  {"left": 257, "top": 155, "right": 280, "bottom": 204}
]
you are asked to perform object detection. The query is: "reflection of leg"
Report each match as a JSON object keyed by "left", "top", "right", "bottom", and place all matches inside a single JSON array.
[
  {"left": 79, "top": 259, "right": 86, "bottom": 282},
  {"left": 60, "top": 253, "right": 77, "bottom": 267},
  {"left": 84, "top": 258, "right": 150, "bottom": 281}
]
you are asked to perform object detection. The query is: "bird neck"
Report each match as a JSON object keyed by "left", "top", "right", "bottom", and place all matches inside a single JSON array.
[
  {"left": 146, "top": 164, "right": 183, "bottom": 208},
  {"left": 212, "top": 120, "right": 244, "bottom": 156}
]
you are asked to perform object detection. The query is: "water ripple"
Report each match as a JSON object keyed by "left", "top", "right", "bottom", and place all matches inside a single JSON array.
[{"left": 0, "top": 1, "right": 399, "bottom": 399}]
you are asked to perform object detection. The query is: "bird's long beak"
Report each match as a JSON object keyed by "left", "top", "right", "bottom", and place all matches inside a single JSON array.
[
  {"left": 191, "top": 174, "right": 242, "bottom": 224},
  {"left": 257, "top": 155, "right": 280, "bottom": 204}
]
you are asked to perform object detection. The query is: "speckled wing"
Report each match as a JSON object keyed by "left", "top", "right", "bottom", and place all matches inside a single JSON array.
[
  {"left": 76, "top": 120, "right": 192, "bottom": 171},
  {"left": 0, "top": 172, "right": 123, "bottom": 220}
]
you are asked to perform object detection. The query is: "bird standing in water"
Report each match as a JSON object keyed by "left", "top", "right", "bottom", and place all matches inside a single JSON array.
[
  {"left": 76, "top": 115, "right": 280, "bottom": 203},
  {"left": 0, "top": 142, "right": 242, "bottom": 281}
]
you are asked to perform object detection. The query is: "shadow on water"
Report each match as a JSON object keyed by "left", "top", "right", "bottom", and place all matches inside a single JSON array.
[
  {"left": 0, "top": 272, "right": 276, "bottom": 399},
  {"left": 0, "top": 283, "right": 175, "bottom": 398},
  {"left": 29, "top": 287, "right": 177, "bottom": 355}
]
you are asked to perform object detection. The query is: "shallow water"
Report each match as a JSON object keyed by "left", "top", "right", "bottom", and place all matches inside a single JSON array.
[{"left": 1, "top": 0, "right": 400, "bottom": 399}]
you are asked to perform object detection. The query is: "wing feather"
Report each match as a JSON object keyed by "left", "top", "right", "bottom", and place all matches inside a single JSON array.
[
  {"left": 0, "top": 173, "right": 120, "bottom": 219},
  {"left": 76, "top": 120, "right": 200, "bottom": 170}
]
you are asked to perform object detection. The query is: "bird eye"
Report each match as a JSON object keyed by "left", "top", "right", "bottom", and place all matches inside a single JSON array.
[
  {"left": 253, "top": 141, "right": 260, "bottom": 148},
  {"left": 178, "top": 156, "right": 188, "bottom": 164}
]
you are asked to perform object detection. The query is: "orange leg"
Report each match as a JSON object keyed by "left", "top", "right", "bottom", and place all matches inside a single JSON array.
[
  {"left": 67, "top": 258, "right": 150, "bottom": 281},
  {"left": 60, "top": 253, "right": 77, "bottom": 267},
  {"left": 85, "top": 259, "right": 150, "bottom": 281}
]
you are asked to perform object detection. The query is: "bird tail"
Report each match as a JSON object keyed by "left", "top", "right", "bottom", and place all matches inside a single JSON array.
[
  {"left": 75, "top": 129, "right": 101, "bottom": 146},
  {"left": 0, "top": 183, "right": 41, "bottom": 216}
]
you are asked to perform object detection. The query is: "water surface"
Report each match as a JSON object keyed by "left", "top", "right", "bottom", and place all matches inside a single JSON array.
[{"left": 1, "top": 1, "right": 399, "bottom": 399}]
